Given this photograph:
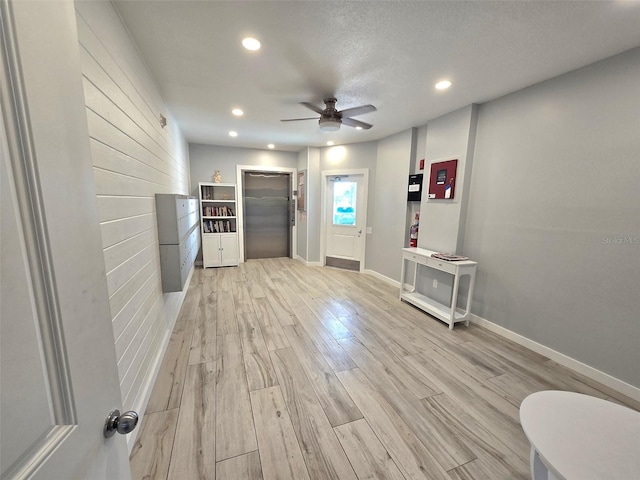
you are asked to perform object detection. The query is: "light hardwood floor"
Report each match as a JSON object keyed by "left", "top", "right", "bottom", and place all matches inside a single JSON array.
[{"left": 130, "top": 258, "right": 638, "bottom": 480}]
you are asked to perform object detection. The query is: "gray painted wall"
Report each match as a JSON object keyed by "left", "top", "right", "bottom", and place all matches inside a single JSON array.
[
  {"left": 297, "top": 149, "right": 308, "bottom": 261},
  {"left": 465, "top": 47, "right": 640, "bottom": 387},
  {"left": 307, "top": 147, "right": 321, "bottom": 262},
  {"left": 368, "top": 129, "right": 413, "bottom": 281},
  {"left": 419, "top": 105, "right": 478, "bottom": 254},
  {"left": 188, "top": 143, "right": 298, "bottom": 196}
]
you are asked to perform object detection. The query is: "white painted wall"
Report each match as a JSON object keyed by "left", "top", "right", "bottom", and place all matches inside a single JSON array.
[
  {"left": 75, "top": 1, "right": 190, "bottom": 424},
  {"left": 465, "top": 47, "right": 640, "bottom": 388}
]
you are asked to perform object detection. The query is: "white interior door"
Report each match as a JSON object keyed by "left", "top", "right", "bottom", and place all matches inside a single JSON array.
[
  {"left": 324, "top": 173, "right": 367, "bottom": 269},
  {"left": 1, "top": 1, "right": 131, "bottom": 478}
]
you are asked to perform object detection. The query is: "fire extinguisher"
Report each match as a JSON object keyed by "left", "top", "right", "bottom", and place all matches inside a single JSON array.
[{"left": 409, "top": 211, "right": 420, "bottom": 247}]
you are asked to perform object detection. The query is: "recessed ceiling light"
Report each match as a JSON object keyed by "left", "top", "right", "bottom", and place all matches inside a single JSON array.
[
  {"left": 242, "top": 37, "right": 261, "bottom": 51},
  {"left": 435, "top": 80, "right": 452, "bottom": 90},
  {"left": 232, "top": 108, "right": 244, "bottom": 116},
  {"left": 355, "top": 126, "right": 363, "bottom": 130},
  {"left": 326, "top": 141, "right": 334, "bottom": 146},
  {"left": 229, "top": 131, "right": 238, "bottom": 137},
  {"left": 267, "top": 144, "right": 275, "bottom": 149}
]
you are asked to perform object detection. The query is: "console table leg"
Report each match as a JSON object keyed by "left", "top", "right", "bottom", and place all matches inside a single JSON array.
[{"left": 449, "top": 271, "right": 460, "bottom": 330}]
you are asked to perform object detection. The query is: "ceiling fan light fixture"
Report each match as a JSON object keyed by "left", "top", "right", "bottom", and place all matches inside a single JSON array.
[{"left": 319, "top": 117, "right": 341, "bottom": 132}]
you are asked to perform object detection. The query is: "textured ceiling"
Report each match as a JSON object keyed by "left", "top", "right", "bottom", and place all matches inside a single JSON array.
[{"left": 114, "top": 0, "right": 640, "bottom": 152}]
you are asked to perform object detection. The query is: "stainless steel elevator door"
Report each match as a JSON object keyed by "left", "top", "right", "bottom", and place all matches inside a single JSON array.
[{"left": 243, "top": 172, "right": 291, "bottom": 259}]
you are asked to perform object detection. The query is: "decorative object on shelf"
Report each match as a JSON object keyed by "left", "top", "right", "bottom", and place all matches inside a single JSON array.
[
  {"left": 213, "top": 170, "right": 222, "bottom": 183},
  {"left": 428, "top": 159, "right": 458, "bottom": 200},
  {"left": 431, "top": 252, "right": 469, "bottom": 261}
]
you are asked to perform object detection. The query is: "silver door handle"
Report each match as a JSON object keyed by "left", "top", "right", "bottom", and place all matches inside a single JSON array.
[
  {"left": 104, "top": 409, "right": 139, "bottom": 438},
  {"left": 358, "top": 229, "right": 362, "bottom": 236}
]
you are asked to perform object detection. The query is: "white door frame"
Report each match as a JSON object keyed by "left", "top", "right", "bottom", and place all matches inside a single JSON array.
[
  {"left": 236, "top": 164, "right": 297, "bottom": 262},
  {"left": 320, "top": 169, "right": 369, "bottom": 272}
]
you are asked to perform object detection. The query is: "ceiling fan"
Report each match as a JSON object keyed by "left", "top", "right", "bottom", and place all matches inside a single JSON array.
[{"left": 281, "top": 97, "right": 376, "bottom": 131}]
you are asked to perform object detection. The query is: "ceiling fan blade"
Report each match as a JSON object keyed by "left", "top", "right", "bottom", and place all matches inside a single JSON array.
[
  {"left": 338, "top": 104, "right": 376, "bottom": 118},
  {"left": 280, "top": 117, "right": 319, "bottom": 122},
  {"left": 300, "top": 102, "right": 325, "bottom": 114},
  {"left": 341, "top": 117, "right": 373, "bottom": 129}
]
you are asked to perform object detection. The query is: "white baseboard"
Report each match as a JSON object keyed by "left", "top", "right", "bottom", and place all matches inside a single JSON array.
[
  {"left": 295, "top": 255, "right": 322, "bottom": 267},
  {"left": 126, "top": 265, "right": 194, "bottom": 452},
  {"left": 470, "top": 313, "right": 640, "bottom": 403},
  {"left": 363, "top": 269, "right": 401, "bottom": 288}
]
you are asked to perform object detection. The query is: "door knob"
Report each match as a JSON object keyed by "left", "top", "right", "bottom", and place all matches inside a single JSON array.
[{"left": 103, "top": 409, "right": 139, "bottom": 438}]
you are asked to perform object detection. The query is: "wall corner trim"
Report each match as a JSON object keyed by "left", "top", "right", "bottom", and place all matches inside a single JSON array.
[
  {"left": 294, "top": 256, "right": 322, "bottom": 267},
  {"left": 469, "top": 314, "right": 640, "bottom": 403}
]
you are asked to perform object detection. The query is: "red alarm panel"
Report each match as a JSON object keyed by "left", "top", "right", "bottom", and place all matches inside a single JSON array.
[{"left": 428, "top": 159, "right": 458, "bottom": 199}]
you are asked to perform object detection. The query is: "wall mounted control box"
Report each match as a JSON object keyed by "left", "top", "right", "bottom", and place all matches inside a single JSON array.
[{"left": 407, "top": 174, "right": 423, "bottom": 201}]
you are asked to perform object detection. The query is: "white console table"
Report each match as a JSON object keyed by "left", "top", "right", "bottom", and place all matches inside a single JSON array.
[{"left": 399, "top": 247, "right": 477, "bottom": 329}]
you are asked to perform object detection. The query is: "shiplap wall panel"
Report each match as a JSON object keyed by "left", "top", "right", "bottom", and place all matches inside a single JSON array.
[
  {"left": 75, "top": 2, "right": 190, "bottom": 416},
  {"left": 100, "top": 214, "right": 156, "bottom": 249},
  {"left": 120, "top": 300, "right": 164, "bottom": 404},
  {"left": 93, "top": 167, "right": 175, "bottom": 198},
  {"left": 109, "top": 258, "right": 158, "bottom": 319},
  {"left": 124, "top": 320, "right": 165, "bottom": 410},
  {"left": 83, "top": 80, "right": 176, "bottom": 172},
  {"left": 107, "top": 244, "right": 156, "bottom": 295},
  {"left": 86, "top": 110, "right": 184, "bottom": 187},
  {"left": 86, "top": 108, "right": 182, "bottom": 182},
  {"left": 90, "top": 140, "right": 175, "bottom": 191},
  {"left": 97, "top": 196, "right": 156, "bottom": 224},
  {"left": 118, "top": 295, "right": 163, "bottom": 380},
  {"left": 113, "top": 274, "right": 158, "bottom": 346},
  {"left": 80, "top": 48, "right": 170, "bottom": 155},
  {"left": 75, "top": 15, "right": 184, "bottom": 168},
  {"left": 104, "top": 230, "right": 154, "bottom": 274}
]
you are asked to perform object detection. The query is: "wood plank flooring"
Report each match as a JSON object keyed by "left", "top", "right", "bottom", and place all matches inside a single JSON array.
[{"left": 130, "top": 258, "right": 638, "bottom": 480}]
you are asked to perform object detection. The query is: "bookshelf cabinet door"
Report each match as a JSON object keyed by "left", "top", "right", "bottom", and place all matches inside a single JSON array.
[
  {"left": 202, "top": 235, "right": 221, "bottom": 267},
  {"left": 220, "top": 234, "right": 239, "bottom": 266}
]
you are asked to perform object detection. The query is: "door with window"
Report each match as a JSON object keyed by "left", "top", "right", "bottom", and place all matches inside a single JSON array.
[{"left": 324, "top": 173, "right": 367, "bottom": 271}]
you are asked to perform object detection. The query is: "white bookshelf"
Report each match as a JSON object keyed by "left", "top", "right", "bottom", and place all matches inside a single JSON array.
[{"left": 199, "top": 182, "right": 239, "bottom": 267}]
